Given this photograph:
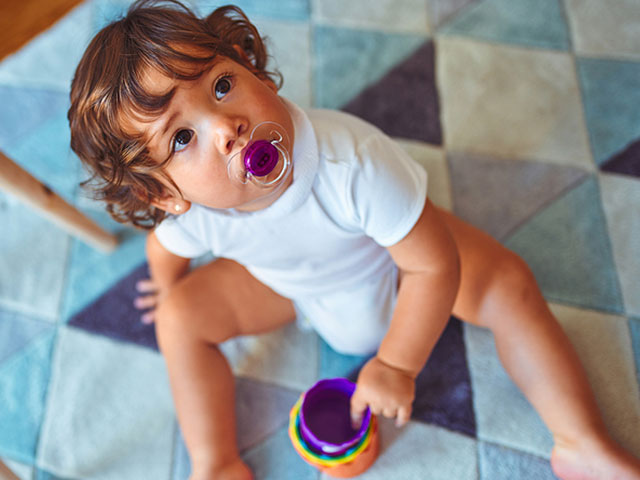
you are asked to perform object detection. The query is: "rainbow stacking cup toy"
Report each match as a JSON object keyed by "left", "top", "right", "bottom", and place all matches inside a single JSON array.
[{"left": 288, "top": 378, "right": 379, "bottom": 478}]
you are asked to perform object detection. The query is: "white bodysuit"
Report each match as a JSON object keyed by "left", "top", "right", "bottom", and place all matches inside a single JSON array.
[{"left": 155, "top": 99, "right": 428, "bottom": 354}]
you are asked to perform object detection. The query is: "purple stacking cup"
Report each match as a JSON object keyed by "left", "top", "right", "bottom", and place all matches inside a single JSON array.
[{"left": 299, "top": 378, "right": 371, "bottom": 456}]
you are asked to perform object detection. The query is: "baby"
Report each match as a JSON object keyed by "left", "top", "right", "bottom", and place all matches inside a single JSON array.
[{"left": 68, "top": 1, "right": 640, "bottom": 479}]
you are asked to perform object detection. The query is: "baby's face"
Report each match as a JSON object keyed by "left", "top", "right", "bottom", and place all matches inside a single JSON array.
[{"left": 130, "top": 57, "right": 295, "bottom": 212}]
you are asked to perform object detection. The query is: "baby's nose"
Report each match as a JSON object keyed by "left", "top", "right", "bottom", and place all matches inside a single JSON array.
[{"left": 216, "top": 118, "right": 246, "bottom": 155}]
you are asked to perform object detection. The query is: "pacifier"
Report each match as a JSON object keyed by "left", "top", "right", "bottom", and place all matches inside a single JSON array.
[{"left": 227, "top": 121, "right": 291, "bottom": 188}]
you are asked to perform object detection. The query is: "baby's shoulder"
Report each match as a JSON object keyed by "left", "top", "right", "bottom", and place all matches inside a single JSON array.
[{"left": 305, "top": 108, "right": 384, "bottom": 162}]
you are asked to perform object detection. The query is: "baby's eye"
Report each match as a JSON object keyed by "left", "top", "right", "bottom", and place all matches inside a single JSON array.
[
  {"left": 214, "top": 76, "right": 232, "bottom": 100},
  {"left": 173, "top": 129, "right": 193, "bottom": 153}
]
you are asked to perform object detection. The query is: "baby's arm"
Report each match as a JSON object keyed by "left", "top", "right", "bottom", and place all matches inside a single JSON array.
[
  {"left": 351, "top": 198, "right": 460, "bottom": 426},
  {"left": 146, "top": 231, "right": 191, "bottom": 291},
  {"left": 134, "top": 232, "right": 191, "bottom": 323}
]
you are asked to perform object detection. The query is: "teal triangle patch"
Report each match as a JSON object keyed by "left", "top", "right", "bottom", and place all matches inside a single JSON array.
[
  {"left": 314, "top": 26, "right": 427, "bottom": 109},
  {"left": 505, "top": 177, "right": 624, "bottom": 313},
  {"left": 439, "top": 0, "right": 570, "bottom": 50}
]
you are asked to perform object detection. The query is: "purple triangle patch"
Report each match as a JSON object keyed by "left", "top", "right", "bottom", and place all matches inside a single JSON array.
[
  {"left": 410, "top": 317, "right": 476, "bottom": 436},
  {"left": 342, "top": 41, "right": 442, "bottom": 145},
  {"left": 600, "top": 138, "right": 640, "bottom": 178},
  {"left": 68, "top": 263, "right": 159, "bottom": 351},
  {"left": 347, "top": 317, "right": 476, "bottom": 437}
]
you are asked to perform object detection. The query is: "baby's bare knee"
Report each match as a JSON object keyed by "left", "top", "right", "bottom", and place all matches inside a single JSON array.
[
  {"left": 154, "top": 285, "right": 193, "bottom": 347},
  {"left": 480, "top": 251, "right": 541, "bottom": 326},
  {"left": 498, "top": 252, "right": 538, "bottom": 297},
  {"left": 154, "top": 280, "right": 238, "bottom": 348},
  {"left": 154, "top": 285, "right": 187, "bottom": 330}
]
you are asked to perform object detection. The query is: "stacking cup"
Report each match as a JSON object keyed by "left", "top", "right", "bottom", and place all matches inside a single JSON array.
[{"left": 288, "top": 378, "right": 379, "bottom": 478}]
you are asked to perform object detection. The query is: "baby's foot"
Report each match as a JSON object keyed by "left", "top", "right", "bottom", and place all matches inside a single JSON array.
[
  {"left": 551, "top": 437, "right": 640, "bottom": 480},
  {"left": 190, "top": 457, "right": 253, "bottom": 480}
]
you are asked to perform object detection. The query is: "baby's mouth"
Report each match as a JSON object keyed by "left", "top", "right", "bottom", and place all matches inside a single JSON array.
[{"left": 226, "top": 121, "right": 291, "bottom": 188}]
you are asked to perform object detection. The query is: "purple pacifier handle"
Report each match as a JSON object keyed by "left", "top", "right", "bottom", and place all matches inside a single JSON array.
[{"left": 243, "top": 140, "right": 279, "bottom": 178}]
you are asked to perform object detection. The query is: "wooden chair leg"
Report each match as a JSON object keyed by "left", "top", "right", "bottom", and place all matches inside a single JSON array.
[{"left": 0, "top": 150, "right": 119, "bottom": 253}]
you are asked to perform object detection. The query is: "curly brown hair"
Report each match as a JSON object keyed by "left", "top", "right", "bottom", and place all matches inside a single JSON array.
[{"left": 68, "top": 0, "right": 281, "bottom": 229}]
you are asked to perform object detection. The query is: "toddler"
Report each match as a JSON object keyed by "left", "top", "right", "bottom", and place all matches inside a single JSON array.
[{"left": 68, "top": 1, "right": 640, "bottom": 479}]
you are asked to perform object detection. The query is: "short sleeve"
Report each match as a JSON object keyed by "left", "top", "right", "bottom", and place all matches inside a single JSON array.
[
  {"left": 154, "top": 213, "right": 210, "bottom": 258},
  {"left": 348, "top": 133, "right": 428, "bottom": 247}
]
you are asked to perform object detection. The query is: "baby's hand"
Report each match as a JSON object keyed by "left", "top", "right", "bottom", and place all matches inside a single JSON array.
[
  {"left": 133, "top": 278, "right": 160, "bottom": 324},
  {"left": 351, "top": 356, "right": 415, "bottom": 428}
]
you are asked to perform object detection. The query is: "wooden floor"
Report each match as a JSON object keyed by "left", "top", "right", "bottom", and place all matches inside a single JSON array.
[{"left": 0, "top": 0, "right": 83, "bottom": 61}]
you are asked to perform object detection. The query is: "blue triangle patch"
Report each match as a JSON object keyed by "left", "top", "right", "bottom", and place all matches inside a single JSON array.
[
  {"left": 577, "top": 58, "right": 640, "bottom": 168},
  {"left": 35, "top": 468, "right": 75, "bottom": 480},
  {"left": 0, "top": 331, "right": 56, "bottom": 463},
  {"left": 505, "top": 176, "right": 624, "bottom": 313},
  {"left": 0, "top": 310, "right": 52, "bottom": 365},
  {"left": 479, "top": 442, "right": 557, "bottom": 479},
  {"left": 0, "top": 86, "right": 69, "bottom": 151}
]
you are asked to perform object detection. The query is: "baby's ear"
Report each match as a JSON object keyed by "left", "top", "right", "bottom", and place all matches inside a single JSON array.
[
  {"left": 150, "top": 195, "right": 191, "bottom": 216},
  {"left": 132, "top": 186, "right": 190, "bottom": 215},
  {"left": 130, "top": 178, "right": 191, "bottom": 215}
]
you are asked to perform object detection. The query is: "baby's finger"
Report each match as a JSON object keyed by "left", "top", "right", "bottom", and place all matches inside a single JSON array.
[
  {"left": 368, "top": 404, "right": 382, "bottom": 416},
  {"left": 136, "top": 278, "right": 157, "bottom": 293},
  {"left": 141, "top": 311, "right": 155, "bottom": 324},
  {"left": 350, "top": 393, "right": 369, "bottom": 429},
  {"left": 395, "top": 405, "right": 411, "bottom": 427},
  {"left": 134, "top": 294, "right": 157, "bottom": 310},
  {"left": 382, "top": 406, "right": 397, "bottom": 419}
]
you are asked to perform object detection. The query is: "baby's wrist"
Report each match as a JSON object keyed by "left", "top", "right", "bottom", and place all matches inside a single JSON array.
[{"left": 373, "top": 354, "right": 419, "bottom": 380}]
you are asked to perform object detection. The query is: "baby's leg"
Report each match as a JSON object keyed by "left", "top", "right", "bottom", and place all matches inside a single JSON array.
[
  {"left": 436, "top": 207, "right": 640, "bottom": 480},
  {"left": 154, "top": 258, "right": 296, "bottom": 480}
]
